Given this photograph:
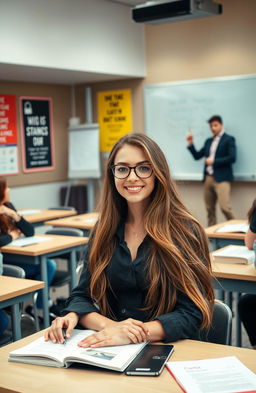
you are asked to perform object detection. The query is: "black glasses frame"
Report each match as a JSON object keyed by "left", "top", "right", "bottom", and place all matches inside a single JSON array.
[{"left": 110, "top": 164, "right": 153, "bottom": 179}]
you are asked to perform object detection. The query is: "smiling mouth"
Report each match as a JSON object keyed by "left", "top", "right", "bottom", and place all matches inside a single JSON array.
[{"left": 125, "top": 186, "right": 144, "bottom": 192}]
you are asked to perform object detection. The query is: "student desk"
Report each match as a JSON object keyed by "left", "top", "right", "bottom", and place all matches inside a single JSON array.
[
  {"left": 205, "top": 219, "right": 247, "bottom": 250},
  {"left": 0, "top": 332, "right": 256, "bottom": 393},
  {"left": 0, "top": 234, "right": 88, "bottom": 328},
  {"left": 17, "top": 209, "right": 77, "bottom": 227},
  {"left": 45, "top": 212, "right": 99, "bottom": 235},
  {"left": 212, "top": 258, "right": 256, "bottom": 347},
  {"left": 0, "top": 276, "right": 44, "bottom": 341}
]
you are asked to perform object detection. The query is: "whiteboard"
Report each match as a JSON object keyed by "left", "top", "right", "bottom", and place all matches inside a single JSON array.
[
  {"left": 144, "top": 74, "right": 256, "bottom": 181},
  {"left": 68, "top": 123, "right": 101, "bottom": 179}
]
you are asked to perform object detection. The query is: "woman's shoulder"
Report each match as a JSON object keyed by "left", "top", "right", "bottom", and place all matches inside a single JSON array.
[{"left": 4, "top": 201, "right": 16, "bottom": 211}]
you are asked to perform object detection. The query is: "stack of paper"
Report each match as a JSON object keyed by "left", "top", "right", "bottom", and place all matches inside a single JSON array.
[
  {"left": 212, "top": 245, "right": 255, "bottom": 264},
  {"left": 166, "top": 356, "right": 256, "bottom": 393}
]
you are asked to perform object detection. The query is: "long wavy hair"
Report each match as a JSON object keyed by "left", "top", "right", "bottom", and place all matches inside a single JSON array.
[
  {"left": 0, "top": 177, "right": 14, "bottom": 233},
  {"left": 248, "top": 199, "right": 256, "bottom": 221},
  {"left": 88, "top": 133, "right": 214, "bottom": 328}
]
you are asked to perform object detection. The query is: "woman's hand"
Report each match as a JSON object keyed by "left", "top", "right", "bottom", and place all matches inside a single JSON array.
[
  {"left": 0, "top": 205, "right": 21, "bottom": 221},
  {"left": 9, "top": 229, "right": 21, "bottom": 240},
  {"left": 78, "top": 318, "right": 149, "bottom": 348},
  {"left": 44, "top": 312, "right": 79, "bottom": 344}
]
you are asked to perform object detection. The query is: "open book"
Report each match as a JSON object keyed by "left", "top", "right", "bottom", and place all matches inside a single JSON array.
[
  {"left": 212, "top": 245, "right": 255, "bottom": 264},
  {"left": 166, "top": 356, "right": 256, "bottom": 393},
  {"left": 8, "top": 329, "right": 147, "bottom": 372},
  {"left": 215, "top": 223, "right": 249, "bottom": 233}
]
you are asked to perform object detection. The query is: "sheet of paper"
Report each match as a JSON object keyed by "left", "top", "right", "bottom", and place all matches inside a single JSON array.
[
  {"left": 166, "top": 356, "right": 256, "bottom": 393},
  {"left": 17, "top": 209, "right": 42, "bottom": 216},
  {"left": 10, "top": 236, "right": 52, "bottom": 247},
  {"left": 215, "top": 223, "right": 249, "bottom": 233}
]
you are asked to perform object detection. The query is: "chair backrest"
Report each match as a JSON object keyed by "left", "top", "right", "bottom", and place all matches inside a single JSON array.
[
  {"left": 2, "top": 264, "right": 26, "bottom": 278},
  {"left": 48, "top": 206, "right": 75, "bottom": 211},
  {"left": 200, "top": 300, "right": 232, "bottom": 345},
  {"left": 45, "top": 227, "right": 83, "bottom": 237}
]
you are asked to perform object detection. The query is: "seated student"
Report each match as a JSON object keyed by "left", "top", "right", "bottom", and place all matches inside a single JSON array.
[
  {"left": 0, "top": 177, "right": 56, "bottom": 313},
  {"left": 0, "top": 252, "right": 10, "bottom": 340},
  {"left": 45, "top": 133, "right": 214, "bottom": 346},
  {"left": 244, "top": 198, "right": 256, "bottom": 250},
  {"left": 238, "top": 198, "right": 256, "bottom": 349}
]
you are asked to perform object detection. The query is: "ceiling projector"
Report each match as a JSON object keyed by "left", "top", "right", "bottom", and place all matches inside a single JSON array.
[{"left": 132, "top": 0, "right": 223, "bottom": 24}]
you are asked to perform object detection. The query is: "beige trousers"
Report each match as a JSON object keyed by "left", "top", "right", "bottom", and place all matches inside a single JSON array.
[{"left": 204, "top": 175, "right": 235, "bottom": 226}]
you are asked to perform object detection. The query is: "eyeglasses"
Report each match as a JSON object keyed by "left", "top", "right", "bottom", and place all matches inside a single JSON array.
[{"left": 111, "top": 164, "right": 153, "bottom": 179}]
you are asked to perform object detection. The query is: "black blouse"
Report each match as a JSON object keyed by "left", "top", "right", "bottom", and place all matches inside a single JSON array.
[
  {"left": 0, "top": 202, "right": 35, "bottom": 247},
  {"left": 62, "top": 222, "right": 204, "bottom": 342}
]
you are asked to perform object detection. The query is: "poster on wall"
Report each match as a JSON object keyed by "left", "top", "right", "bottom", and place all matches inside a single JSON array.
[
  {"left": 98, "top": 89, "right": 132, "bottom": 153},
  {"left": 0, "top": 94, "right": 19, "bottom": 175},
  {"left": 20, "top": 96, "right": 55, "bottom": 172}
]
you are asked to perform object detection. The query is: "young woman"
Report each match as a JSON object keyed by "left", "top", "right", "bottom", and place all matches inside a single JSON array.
[
  {"left": 0, "top": 177, "right": 56, "bottom": 311},
  {"left": 45, "top": 133, "right": 214, "bottom": 346},
  {"left": 238, "top": 198, "right": 256, "bottom": 349}
]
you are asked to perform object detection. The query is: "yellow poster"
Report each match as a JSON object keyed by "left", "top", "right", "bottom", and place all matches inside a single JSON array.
[{"left": 98, "top": 89, "right": 132, "bottom": 152}]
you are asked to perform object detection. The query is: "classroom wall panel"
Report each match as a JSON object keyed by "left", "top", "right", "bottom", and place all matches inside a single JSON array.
[
  {"left": 0, "top": 0, "right": 145, "bottom": 79},
  {"left": 0, "top": 81, "right": 70, "bottom": 187}
]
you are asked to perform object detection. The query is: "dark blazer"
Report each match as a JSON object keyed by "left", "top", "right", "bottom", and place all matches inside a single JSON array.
[{"left": 187, "top": 133, "right": 236, "bottom": 182}]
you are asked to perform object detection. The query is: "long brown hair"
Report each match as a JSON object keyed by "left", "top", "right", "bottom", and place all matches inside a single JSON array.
[
  {"left": 0, "top": 177, "right": 14, "bottom": 233},
  {"left": 248, "top": 199, "right": 256, "bottom": 221},
  {"left": 88, "top": 133, "right": 214, "bottom": 328}
]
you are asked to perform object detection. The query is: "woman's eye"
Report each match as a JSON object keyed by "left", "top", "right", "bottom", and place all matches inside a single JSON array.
[
  {"left": 117, "top": 166, "right": 129, "bottom": 173},
  {"left": 138, "top": 165, "right": 150, "bottom": 173}
]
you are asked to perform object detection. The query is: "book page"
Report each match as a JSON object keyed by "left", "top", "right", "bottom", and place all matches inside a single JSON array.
[
  {"left": 166, "top": 356, "right": 256, "bottom": 393},
  {"left": 10, "top": 236, "right": 52, "bottom": 247},
  {"left": 9, "top": 335, "right": 69, "bottom": 364},
  {"left": 63, "top": 330, "right": 147, "bottom": 371},
  {"left": 215, "top": 223, "right": 249, "bottom": 233},
  {"left": 9, "top": 330, "right": 147, "bottom": 371}
]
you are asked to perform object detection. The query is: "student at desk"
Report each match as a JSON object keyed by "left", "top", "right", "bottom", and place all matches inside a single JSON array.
[
  {"left": 0, "top": 252, "right": 9, "bottom": 340},
  {"left": 0, "top": 177, "right": 56, "bottom": 314},
  {"left": 238, "top": 198, "right": 256, "bottom": 349},
  {"left": 46, "top": 133, "right": 214, "bottom": 346}
]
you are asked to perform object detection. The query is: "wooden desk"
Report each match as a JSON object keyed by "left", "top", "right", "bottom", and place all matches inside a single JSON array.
[
  {"left": 1, "top": 234, "right": 88, "bottom": 328},
  {"left": 17, "top": 209, "right": 77, "bottom": 227},
  {"left": 45, "top": 212, "right": 99, "bottom": 235},
  {"left": 0, "top": 277, "right": 44, "bottom": 341},
  {"left": 0, "top": 331, "right": 255, "bottom": 393},
  {"left": 212, "top": 257, "right": 256, "bottom": 347},
  {"left": 205, "top": 219, "right": 246, "bottom": 250}
]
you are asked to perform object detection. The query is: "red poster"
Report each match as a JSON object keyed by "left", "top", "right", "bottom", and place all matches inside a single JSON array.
[{"left": 0, "top": 94, "right": 18, "bottom": 175}]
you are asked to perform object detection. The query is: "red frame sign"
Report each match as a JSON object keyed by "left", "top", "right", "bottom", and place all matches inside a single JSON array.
[{"left": 0, "top": 94, "right": 19, "bottom": 175}]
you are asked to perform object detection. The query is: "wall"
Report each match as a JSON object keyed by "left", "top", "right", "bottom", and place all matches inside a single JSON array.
[
  {"left": 0, "top": 0, "right": 145, "bottom": 78},
  {"left": 0, "top": 81, "right": 71, "bottom": 187},
  {"left": 88, "top": 0, "right": 256, "bottom": 226}
]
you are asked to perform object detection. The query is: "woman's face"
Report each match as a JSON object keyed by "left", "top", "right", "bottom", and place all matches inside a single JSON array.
[{"left": 113, "top": 144, "right": 155, "bottom": 207}]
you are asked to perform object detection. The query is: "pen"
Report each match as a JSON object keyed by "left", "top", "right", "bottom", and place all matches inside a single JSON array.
[{"left": 62, "top": 328, "right": 67, "bottom": 345}]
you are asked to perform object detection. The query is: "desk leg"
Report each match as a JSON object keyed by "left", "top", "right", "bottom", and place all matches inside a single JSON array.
[
  {"left": 69, "top": 250, "right": 77, "bottom": 293},
  {"left": 11, "top": 303, "right": 22, "bottom": 341},
  {"left": 40, "top": 256, "right": 50, "bottom": 328},
  {"left": 235, "top": 293, "right": 242, "bottom": 347}
]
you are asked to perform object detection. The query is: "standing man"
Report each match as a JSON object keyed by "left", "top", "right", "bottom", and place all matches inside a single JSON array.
[{"left": 186, "top": 115, "right": 236, "bottom": 226}]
